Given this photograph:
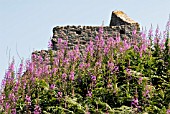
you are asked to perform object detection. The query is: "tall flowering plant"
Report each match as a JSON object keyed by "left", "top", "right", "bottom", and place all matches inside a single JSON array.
[{"left": 1, "top": 23, "right": 170, "bottom": 113}]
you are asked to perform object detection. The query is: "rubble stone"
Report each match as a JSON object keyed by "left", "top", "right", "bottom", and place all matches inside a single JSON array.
[{"left": 32, "top": 10, "right": 140, "bottom": 61}]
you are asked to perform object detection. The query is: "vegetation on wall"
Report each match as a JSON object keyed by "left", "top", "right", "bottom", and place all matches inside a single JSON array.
[{"left": 1, "top": 21, "right": 170, "bottom": 114}]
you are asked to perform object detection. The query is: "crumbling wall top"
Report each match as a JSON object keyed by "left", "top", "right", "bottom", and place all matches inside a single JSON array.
[
  {"left": 112, "top": 10, "right": 138, "bottom": 24},
  {"left": 32, "top": 10, "right": 140, "bottom": 57},
  {"left": 110, "top": 10, "right": 139, "bottom": 30}
]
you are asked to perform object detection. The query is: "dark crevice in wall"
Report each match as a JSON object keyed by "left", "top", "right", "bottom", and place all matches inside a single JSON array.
[
  {"left": 76, "top": 30, "right": 82, "bottom": 35},
  {"left": 120, "top": 30, "right": 125, "bottom": 34}
]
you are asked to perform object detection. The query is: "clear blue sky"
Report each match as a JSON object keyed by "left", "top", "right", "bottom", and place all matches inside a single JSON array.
[{"left": 0, "top": 0, "right": 170, "bottom": 82}]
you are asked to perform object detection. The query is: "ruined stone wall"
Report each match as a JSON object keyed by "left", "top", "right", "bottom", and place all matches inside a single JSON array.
[
  {"left": 51, "top": 25, "right": 135, "bottom": 50},
  {"left": 32, "top": 10, "right": 140, "bottom": 59},
  {"left": 109, "top": 10, "right": 140, "bottom": 30},
  {"left": 32, "top": 24, "right": 137, "bottom": 60}
]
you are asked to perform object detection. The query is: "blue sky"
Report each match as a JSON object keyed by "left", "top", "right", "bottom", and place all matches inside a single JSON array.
[{"left": 0, "top": 0, "right": 170, "bottom": 82}]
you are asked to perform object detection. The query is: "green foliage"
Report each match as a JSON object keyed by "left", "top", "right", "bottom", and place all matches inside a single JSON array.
[{"left": 1, "top": 26, "right": 170, "bottom": 113}]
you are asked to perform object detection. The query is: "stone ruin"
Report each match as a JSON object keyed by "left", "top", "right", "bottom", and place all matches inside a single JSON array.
[{"left": 32, "top": 10, "right": 140, "bottom": 58}]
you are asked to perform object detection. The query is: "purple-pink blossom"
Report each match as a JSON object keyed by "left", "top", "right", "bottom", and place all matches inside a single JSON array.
[
  {"left": 126, "top": 68, "right": 131, "bottom": 76},
  {"left": 86, "top": 90, "right": 92, "bottom": 97},
  {"left": 9, "top": 93, "right": 16, "bottom": 102},
  {"left": 134, "top": 45, "right": 139, "bottom": 52},
  {"left": 79, "top": 63, "right": 85, "bottom": 70},
  {"left": 58, "top": 38, "right": 62, "bottom": 44},
  {"left": 99, "top": 26, "right": 103, "bottom": 34},
  {"left": 25, "top": 95, "right": 31, "bottom": 105},
  {"left": 123, "top": 39, "right": 130, "bottom": 50},
  {"left": 138, "top": 77, "right": 143, "bottom": 85},
  {"left": 86, "top": 63, "right": 90, "bottom": 69},
  {"left": 62, "top": 73, "right": 67, "bottom": 80},
  {"left": 9, "top": 59, "right": 15, "bottom": 71},
  {"left": 167, "top": 109, "right": 170, "bottom": 114},
  {"left": 5, "top": 102, "right": 10, "bottom": 112},
  {"left": 148, "top": 25, "right": 153, "bottom": 37},
  {"left": 131, "top": 96, "right": 139, "bottom": 108},
  {"left": 107, "top": 61, "right": 114, "bottom": 71},
  {"left": 104, "top": 46, "right": 109, "bottom": 55},
  {"left": 113, "top": 66, "right": 119, "bottom": 72},
  {"left": 91, "top": 75, "right": 96, "bottom": 81},
  {"left": 0, "top": 95, "right": 4, "bottom": 105},
  {"left": 57, "top": 91, "right": 62, "bottom": 98},
  {"left": 34, "top": 105, "right": 41, "bottom": 114},
  {"left": 86, "top": 40, "right": 94, "bottom": 56},
  {"left": 50, "top": 84, "right": 55, "bottom": 90},
  {"left": 95, "top": 61, "right": 101, "bottom": 68},
  {"left": 69, "top": 71, "right": 74, "bottom": 81},
  {"left": 11, "top": 108, "right": 16, "bottom": 114},
  {"left": 17, "top": 60, "right": 23, "bottom": 78},
  {"left": 48, "top": 39, "right": 53, "bottom": 49},
  {"left": 143, "top": 85, "right": 151, "bottom": 98}
]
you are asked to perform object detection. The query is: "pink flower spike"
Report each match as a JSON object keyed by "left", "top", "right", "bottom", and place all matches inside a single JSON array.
[
  {"left": 86, "top": 90, "right": 92, "bottom": 97},
  {"left": 62, "top": 73, "right": 67, "bottom": 80},
  {"left": 91, "top": 75, "right": 96, "bottom": 81},
  {"left": 155, "top": 25, "right": 159, "bottom": 37},
  {"left": 99, "top": 26, "right": 103, "bottom": 34},
  {"left": 48, "top": 39, "right": 53, "bottom": 49},
  {"left": 167, "top": 109, "right": 170, "bottom": 114},
  {"left": 25, "top": 95, "right": 31, "bottom": 105},
  {"left": 69, "top": 71, "right": 75, "bottom": 81},
  {"left": 148, "top": 25, "right": 153, "bottom": 37},
  {"left": 58, "top": 38, "right": 62, "bottom": 44},
  {"left": 34, "top": 105, "right": 41, "bottom": 114},
  {"left": 79, "top": 63, "right": 85, "bottom": 70},
  {"left": 57, "top": 91, "right": 62, "bottom": 98},
  {"left": 131, "top": 96, "right": 139, "bottom": 108},
  {"left": 11, "top": 108, "right": 16, "bottom": 114},
  {"left": 50, "top": 84, "right": 55, "bottom": 90},
  {"left": 138, "top": 77, "right": 143, "bottom": 85},
  {"left": 9, "top": 59, "right": 15, "bottom": 71}
]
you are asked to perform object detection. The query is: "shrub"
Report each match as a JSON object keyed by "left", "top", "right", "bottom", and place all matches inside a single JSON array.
[{"left": 1, "top": 24, "right": 170, "bottom": 114}]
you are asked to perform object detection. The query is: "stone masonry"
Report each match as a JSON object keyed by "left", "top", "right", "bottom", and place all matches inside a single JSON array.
[
  {"left": 110, "top": 10, "right": 139, "bottom": 28},
  {"left": 32, "top": 10, "right": 140, "bottom": 58},
  {"left": 51, "top": 10, "right": 140, "bottom": 51}
]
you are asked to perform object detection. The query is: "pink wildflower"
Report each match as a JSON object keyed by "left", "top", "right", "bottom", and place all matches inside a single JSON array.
[
  {"left": 107, "top": 61, "right": 114, "bottom": 71},
  {"left": 5, "top": 102, "right": 10, "bottom": 112},
  {"left": 86, "top": 90, "right": 92, "bottom": 97},
  {"left": 50, "top": 84, "right": 55, "bottom": 90},
  {"left": 9, "top": 93, "right": 16, "bottom": 102},
  {"left": 86, "top": 63, "right": 90, "bottom": 69},
  {"left": 34, "top": 105, "right": 41, "bottom": 114},
  {"left": 25, "top": 95, "right": 31, "bottom": 105},
  {"left": 11, "top": 108, "right": 16, "bottom": 114},
  {"left": 131, "top": 96, "right": 139, "bottom": 108},
  {"left": 99, "top": 26, "right": 103, "bottom": 34},
  {"left": 148, "top": 25, "right": 153, "bottom": 37},
  {"left": 104, "top": 46, "right": 109, "bottom": 55},
  {"left": 62, "top": 73, "right": 67, "bottom": 80},
  {"left": 69, "top": 71, "right": 74, "bottom": 81},
  {"left": 48, "top": 39, "right": 53, "bottom": 49},
  {"left": 86, "top": 40, "right": 94, "bottom": 56},
  {"left": 138, "top": 77, "right": 143, "bottom": 85},
  {"left": 91, "top": 75, "right": 96, "bottom": 82},
  {"left": 79, "top": 63, "right": 85, "bottom": 70},
  {"left": 57, "top": 91, "right": 62, "bottom": 98},
  {"left": 126, "top": 68, "right": 131, "bottom": 76},
  {"left": 17, "top": 60, "right": 23, "bottom": 78},
  {"left": 167, "top": 109, "right": 170, "bottom": 114}
]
